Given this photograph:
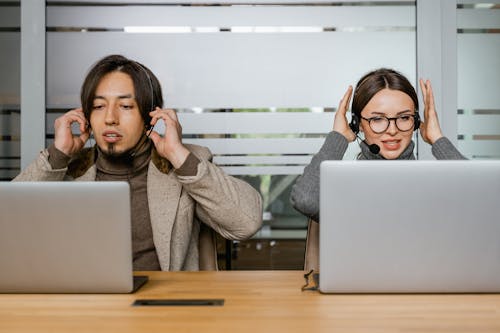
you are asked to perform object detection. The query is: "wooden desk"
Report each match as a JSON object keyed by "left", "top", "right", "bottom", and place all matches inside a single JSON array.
[{"left": 1, "top": 271, "right": 499, "bottom": 333}]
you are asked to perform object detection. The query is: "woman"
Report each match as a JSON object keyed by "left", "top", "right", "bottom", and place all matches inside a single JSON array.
[{"left": 290, "top": 68, "right": 465, "bottom": 221}]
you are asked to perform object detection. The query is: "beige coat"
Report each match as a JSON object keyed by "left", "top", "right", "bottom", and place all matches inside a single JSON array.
[{"left": 14, "top": 144, "right": 263, "bottom": 271}]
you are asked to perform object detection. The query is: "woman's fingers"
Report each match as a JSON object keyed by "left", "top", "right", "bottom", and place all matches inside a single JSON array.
[{"left": 338, "top": 85, "right": 353, "bottom": 116}]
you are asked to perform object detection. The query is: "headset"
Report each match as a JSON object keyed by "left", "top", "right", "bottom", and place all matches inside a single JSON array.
[{"left": 135, "top": 61, "right": 156, "bottom": 137}]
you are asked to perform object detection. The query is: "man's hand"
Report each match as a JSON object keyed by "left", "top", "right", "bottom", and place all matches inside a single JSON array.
[
  {"left": 53, "top": 108, "right": 90, "bottom": 156},
  {"left": 148, "top": 107, "right": 190, "bottom": 169}
]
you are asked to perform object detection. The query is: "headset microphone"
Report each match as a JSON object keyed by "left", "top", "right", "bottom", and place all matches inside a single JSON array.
[
  {"left": 146, "top": 125, "right": 154, "bottom": 138},
  {"left": 356, "top": 134, "right": 380, "bottom": 154}
]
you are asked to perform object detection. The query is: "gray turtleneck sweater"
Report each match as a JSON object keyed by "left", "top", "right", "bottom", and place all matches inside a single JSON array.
[{"left": 290, "top": 131, "right": 466, "bottom": 221}]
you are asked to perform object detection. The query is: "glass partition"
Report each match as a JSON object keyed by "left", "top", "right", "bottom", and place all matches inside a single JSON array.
[
  {"left": 457, "top": 2, "right": 500, "bottom": 159},
  {"left": 45, "top": 0, "right": 416, "bottom": 268}
]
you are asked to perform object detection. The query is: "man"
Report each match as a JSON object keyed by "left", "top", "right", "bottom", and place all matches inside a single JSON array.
[{"left": 15, "top": 54, "right": 263, "bottom": 271}]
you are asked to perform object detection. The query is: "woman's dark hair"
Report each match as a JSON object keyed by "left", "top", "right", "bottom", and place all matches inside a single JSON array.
[
  {"left": 351, "top": 68, "right": 418, "bottom": 118},
  {"left": 80, "top": 54, "right": 163, "bottom": 127}
]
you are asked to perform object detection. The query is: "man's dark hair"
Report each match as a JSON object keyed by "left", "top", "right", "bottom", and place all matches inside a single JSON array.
[
  {"left": 80, "top": 54, "right": 163, "bottom": 127},
  {"left": 351, "top": 68, "right": 419, "bottom": 118}
]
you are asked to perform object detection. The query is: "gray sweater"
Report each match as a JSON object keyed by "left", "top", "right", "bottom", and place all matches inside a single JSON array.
[{"left": 290, "top": 131, "right": 466, "bottom": 221}]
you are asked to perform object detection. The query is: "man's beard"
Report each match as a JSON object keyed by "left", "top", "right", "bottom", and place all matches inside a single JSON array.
[
  {"left": 101, "top": 143, "right": 132, "bottom": 159},
  {"left": 101, "top": 136, "right": 145, "bottom": 159},
  {"left": 107, "top": 143, "right": 115, "bottom": 155}
]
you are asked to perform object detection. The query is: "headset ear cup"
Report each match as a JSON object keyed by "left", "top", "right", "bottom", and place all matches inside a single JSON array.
[
  {"left": 414, "top": 113, "right": 421, "bottom": 131},
  {"left": 349, "top": 114, "right": 360, "bottom": 134}
]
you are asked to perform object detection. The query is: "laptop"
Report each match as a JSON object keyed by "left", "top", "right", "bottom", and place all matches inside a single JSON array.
[
  {"left": 0, "top": 181, "right": 147, "bottom": 293},
  {"left": 319, "top": 160, "right": 500, "bottom": 293}
]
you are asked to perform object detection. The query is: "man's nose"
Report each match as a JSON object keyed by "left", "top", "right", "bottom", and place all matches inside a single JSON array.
[{"left": 104, "top": 104, "right": 118, "bottom": 125}]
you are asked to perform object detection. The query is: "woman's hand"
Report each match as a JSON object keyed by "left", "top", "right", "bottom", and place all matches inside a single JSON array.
[
  {"left": 53, "top": 108, "right": 90, "bottom": 156},
  {"left": 332, "top": 85, "right": 356, "bottom": 142},
  {"left": 148, "top": 107, "right": 190, "bottom": 169},
  {"left": 419, "top": 79, "right": 444, "bottom": 145}
]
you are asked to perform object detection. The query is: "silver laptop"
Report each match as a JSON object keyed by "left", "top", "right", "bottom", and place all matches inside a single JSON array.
[
  {"left": 0, "top": 181, "right": 147, "bottom": 293},
  {"left": 319, "top": 160, "right": 500, "bottom": 293}
]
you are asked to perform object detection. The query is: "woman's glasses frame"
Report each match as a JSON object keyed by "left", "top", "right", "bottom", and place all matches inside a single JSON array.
[{"left": 360, "top": 114, "right": 417, "bottom": 134}]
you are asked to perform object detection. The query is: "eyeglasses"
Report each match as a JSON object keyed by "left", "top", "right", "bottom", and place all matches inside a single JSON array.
[{"left": 360, "top": 114, "right": 416, "bottom": 134}]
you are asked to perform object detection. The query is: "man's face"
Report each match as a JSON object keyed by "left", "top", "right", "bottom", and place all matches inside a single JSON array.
[{"left": 89, "top": 71, "right": 145, "bottom": 156}]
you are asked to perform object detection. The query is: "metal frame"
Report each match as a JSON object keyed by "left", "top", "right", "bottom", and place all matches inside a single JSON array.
[
  {"left": 20, "top": 0, "right": 45, "bottom": 169},
  {"left": 416, "top": 0, "right": 458, "bottom": 159}
]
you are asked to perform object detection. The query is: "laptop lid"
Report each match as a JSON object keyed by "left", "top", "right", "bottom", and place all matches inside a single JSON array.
[
  {"left": 0, "top": 181, "right": 140, "bottom": 293},
  {"left": 319, "top": 160, "right": 500, "bottom": 293}
]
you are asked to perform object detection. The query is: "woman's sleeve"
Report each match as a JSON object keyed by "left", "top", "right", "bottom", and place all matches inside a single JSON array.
[
  {"left": 432, "top": 137, "right": 467, "bottom": 160},
  {"left": 290, "top": 131, "right": 349, "bottom": 221}
]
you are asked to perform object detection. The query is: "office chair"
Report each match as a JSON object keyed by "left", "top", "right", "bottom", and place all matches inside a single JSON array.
[
  {"left": 304, "top": 219, "right": 319, "bottom": 272},
  {"left": 198, "top": 223, "right": 219, "bottom": 270}
]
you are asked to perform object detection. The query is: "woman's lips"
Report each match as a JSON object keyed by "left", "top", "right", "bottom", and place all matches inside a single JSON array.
[{"left": 381, "top": 139, "right": 401, "bottom": 151}]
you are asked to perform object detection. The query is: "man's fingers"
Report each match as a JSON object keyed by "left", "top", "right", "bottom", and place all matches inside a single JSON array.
[
  {"left": 149, "top": 108, "right": 183, "bottom": 138},
  {"left": 164, "top": 108, "right": 178, "bottom": 122},
  {"left": 79, "top": 131, "right": 90, "bottom": 145},
  {"left": 148, "top": 130, "right": 160, "bottom": 145},
  {"left": 57, "top": 109, "right": 88, "bottom": 132},
  {"left": 149, "top": 108, "right": 179, "bottom": 128}
]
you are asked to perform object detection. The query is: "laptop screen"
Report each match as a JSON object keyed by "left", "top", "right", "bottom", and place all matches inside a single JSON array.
[
  {"left": 319, "top": 160, "right": 500, "bottom": 293},
  {"left": 0, "top": 181, "right": 136, "bottom": 293}
]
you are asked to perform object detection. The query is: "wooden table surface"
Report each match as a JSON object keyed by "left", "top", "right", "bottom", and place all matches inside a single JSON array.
[{"left": 1, "top": 271, "right": 499, "bottom": 333}]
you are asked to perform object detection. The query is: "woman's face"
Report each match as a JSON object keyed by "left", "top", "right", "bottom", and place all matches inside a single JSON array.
[{"left": 359, "top": 88, "right": 416, "bottom": 159}]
